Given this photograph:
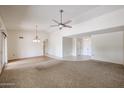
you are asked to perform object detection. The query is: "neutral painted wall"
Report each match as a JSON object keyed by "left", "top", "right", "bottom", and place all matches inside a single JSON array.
[
  {"left": 91, "top": 31, "right": 124, "bottom": 64},
  {"left": 123, "top": 32, "right": 124, "bottom": 64},
  {"left": 0, "top": 16, "right": 7, "bottom": 35},
  {"left": 0, "top": 16, "right": 7, "bottom": 73},
  {"left": 48, "top": 8, "right": 124, "bottom": 58},
  {"left": 48, "top": 31, "right": 63, "bottom": 57},
  {"left": 63, "top": 37, "right": 73, "bottom": 57},
  {"left": 0, "top": 32, "right": 2, "bottom": 73},
  {"left": 8, "top": 30, "right": 48, "bottom": 60},
  {"left": 72, "top": 38, "right": 77, "bottom": 56}
]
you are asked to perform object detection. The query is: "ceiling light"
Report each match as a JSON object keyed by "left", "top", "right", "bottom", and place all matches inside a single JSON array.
[
  {"left": 33, "top": 25, "right": 40, "bottom": 43},
  {"left": 59, "top": 24, "right": 63, "bottom": 28}
]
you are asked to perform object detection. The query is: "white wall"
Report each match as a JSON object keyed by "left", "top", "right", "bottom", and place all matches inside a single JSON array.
[
  {"left": 48, "top": 31, "right": 63, "bottom": 57},
  {"left": 8, "top": 30, "right": 48, "bottom": 60},
  {"left": 123, "top": 31, "right": 124, "bottom": 63},
  {"left": 0, "top": 16, "right": 7, "bottom": 73},
  {"left": 72, "top": 38, "right": 77, "bottom": 56},
  {"left": 63, "top": 37, "right": 73, "bottom": 57},
  {"left": 0, "top": 32, "right": 2, "bottom": 73},
  {"left": 0, "top": 17, "right": 7, "bottom": 35},
  {"left": 48, "top": 8, "right": 124, "bottom": 58},
  {"left": 91, "top": 31, "right": 124, "bottom": 64}
]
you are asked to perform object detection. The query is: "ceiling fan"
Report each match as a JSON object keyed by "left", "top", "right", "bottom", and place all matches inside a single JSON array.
[{"left": 51, "top": 9, "right": 72, "bottom": 30}]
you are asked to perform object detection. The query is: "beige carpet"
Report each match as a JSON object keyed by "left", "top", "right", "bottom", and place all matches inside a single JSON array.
[{"left": 0, "top": 58, "right": 124, "bottom": 88}]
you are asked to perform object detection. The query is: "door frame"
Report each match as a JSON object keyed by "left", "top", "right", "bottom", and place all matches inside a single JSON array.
[
  {"left": 0, "top": 31, "right": 7, "bottom": 74},
  {"left": 43, "top": 39, "right": 48, "bottom": 56}
]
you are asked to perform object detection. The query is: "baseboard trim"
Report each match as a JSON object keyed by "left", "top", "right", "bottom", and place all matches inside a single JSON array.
[
  {"left": 91, "top": 59, "right": 124, "bottom": 65},
  {"left": 46, "top": 54, "right": 63, "bottom": 60},
  {"left": 8, "top": 55, "right": 47, "bottom": 63}
]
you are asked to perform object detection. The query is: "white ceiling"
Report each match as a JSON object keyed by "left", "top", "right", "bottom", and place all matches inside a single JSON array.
[{"left": 0, "top": 5, "right": 124, "bottom": 32}]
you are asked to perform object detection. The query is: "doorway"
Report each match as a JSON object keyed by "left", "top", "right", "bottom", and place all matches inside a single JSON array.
[
  {"left": 43, "top": 39, "right": 48, "bottom": 56},
  {"left": 83, "top": 37, "right": 92, "bottom": 56},
  {"left": 77, "top": 38, "right": 82, "bottom": 56},
  {"left": 0, "top": 31, "right": 7, "bottom": 73}
]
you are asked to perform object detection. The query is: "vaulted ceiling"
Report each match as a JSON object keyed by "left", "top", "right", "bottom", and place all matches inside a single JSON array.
[{"left": 0, "top": 5, "right": 124, "bottom": 32}]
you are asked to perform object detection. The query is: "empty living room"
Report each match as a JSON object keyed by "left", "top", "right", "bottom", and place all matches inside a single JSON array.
[{"left": 0, "top": 1, "right": 124, "bottom": 90}]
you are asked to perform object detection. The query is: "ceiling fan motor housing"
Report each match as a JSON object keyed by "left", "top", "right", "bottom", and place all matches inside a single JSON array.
[{"left": 60, "top": 9, "right": 64, "bottom": 13}]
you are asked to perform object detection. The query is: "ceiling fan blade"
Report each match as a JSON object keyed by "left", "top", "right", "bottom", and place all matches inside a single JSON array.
[
  {"left": 50, "top": 25, "right": 58, "bottom": 27},
  {"left": 52, "top": 19, "right": 59, "bottom": 24},
  {"left": 63, "top": 20, "right": 72, "bottom": 24},
  {"left": 64, "top": 25, "right": 72, "bottom": 28}
]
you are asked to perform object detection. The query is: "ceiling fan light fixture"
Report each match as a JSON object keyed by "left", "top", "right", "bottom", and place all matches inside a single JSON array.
[
  {"left": 51, "top": 9, "right": 72, "bottom": 30},
  {"left": 59, "top": 24, "right": 63, "bottom": 28}
]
